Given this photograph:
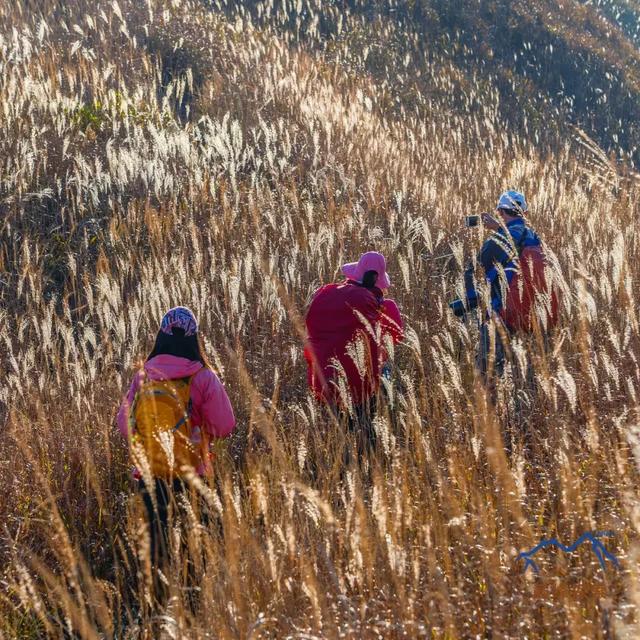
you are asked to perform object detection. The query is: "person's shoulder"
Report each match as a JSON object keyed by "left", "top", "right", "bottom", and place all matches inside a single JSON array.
[
  {"left": 311, "top": 282, "right": 339, "bottom": 298},
  {"left": 316, "top": 282, "right": 340, "bottom": 293},
  {"left": 344, "top": 285, "right": 380, "bottom": 309},
  {"left": 312, "top": 281, "right": 361, "bottom": 302},
  {"left": 480, "top": 233, "right": 501, "bottom": 253},
  {"left": 382, "top": 297, "right": 400, "bottom": 311},
  {"left": 524, "top": 225, "right": 542, "bottom": 246},
  {"left": 192, "top": 366, "right": 221, "bottom": 388},
  {"left": 508, "top": 218, "right": 527, "bottom": 233},
  {"left": 311, "top": 281, "right": 377, "bottom": 304},
  {"left": 128, "top": 368, "right": 145, "bottom": 392}
]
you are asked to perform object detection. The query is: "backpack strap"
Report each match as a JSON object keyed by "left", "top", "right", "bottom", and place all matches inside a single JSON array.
[
  {"left": 168, "top": 371, "right": 200, "bottom": 425},
  {"left": 181, "top": 366, "right": 205, "bottom": 418}
]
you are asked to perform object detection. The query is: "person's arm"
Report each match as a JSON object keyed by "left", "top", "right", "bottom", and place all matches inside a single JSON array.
[
  {"left": 116, "top": 370, "right": 144, "bottom": 438},
  {"left": 481, "top": 228, "right": 522, "bottom": 311},
  {"left": 461, "top": 232, "right": 512, "bottom": 311},
  {"left": 380, "top": 299, "right": 403, "bottom": 344},
  {"left": 194, "top": 369, "right": 236, "bottom": 438},
  {"left": 199, "top": 429, "right": 214, "bottom": 477},
  {"left": 463, "top": 240, "right": 503, "bottom": 308},
  {"left": 463, "top": 261, "right": 478, "bottom": 308},
  {"left": 478, "top": 231, "right": 512, "bottom": 274}
]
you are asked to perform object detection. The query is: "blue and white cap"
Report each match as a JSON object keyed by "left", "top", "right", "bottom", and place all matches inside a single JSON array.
[{"left": 497, "top": 190, "right": 528, "bottom": 215}]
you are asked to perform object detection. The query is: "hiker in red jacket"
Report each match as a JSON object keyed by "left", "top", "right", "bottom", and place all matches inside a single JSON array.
[{"left": 304, "top": 251, "right": 403, "bottom": 448}]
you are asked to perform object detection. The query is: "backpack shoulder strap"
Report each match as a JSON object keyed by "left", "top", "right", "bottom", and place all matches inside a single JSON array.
[
  {"left": 506, "top": 221, "right": 526, "bottom": 254},
  {"left": 513, "top": 224, "right": 541, "bottom": 260},
  {"left": 181, "top": 366, "right": 206, "bottom": 416}
]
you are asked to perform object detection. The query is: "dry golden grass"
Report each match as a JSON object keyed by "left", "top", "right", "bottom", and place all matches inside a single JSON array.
[{"left": 1, "top": 0, "right": 640, "bottom": 638}]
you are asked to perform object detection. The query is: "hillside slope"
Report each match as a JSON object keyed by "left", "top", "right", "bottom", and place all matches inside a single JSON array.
[{"left": 218, "top": 0, "right": 640, "bottom": 165}]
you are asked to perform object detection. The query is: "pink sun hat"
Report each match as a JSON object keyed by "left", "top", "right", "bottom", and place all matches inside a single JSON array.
[{"left": 341, "top": 251, "right": 391, "bottom": 289}]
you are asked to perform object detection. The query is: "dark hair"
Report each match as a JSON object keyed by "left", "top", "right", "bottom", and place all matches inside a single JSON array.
[
  {"left": 147, "top": 327, "right": 212, "bottom": 368},
  {"left": 498, "top": 207, "right": 523, "bottom": 218},
  {"left": 361, "top": 270, "right": 378, "bottom": 289}
]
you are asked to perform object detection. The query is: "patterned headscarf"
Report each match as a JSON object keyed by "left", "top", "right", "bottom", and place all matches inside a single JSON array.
[{"left": 160, "top": 306, "right": 198, "bottom": 337}]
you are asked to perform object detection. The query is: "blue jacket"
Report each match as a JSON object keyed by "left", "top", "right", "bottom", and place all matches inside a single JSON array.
[{"left": 464, "top": 218, "right": 542, "bottom": 312}]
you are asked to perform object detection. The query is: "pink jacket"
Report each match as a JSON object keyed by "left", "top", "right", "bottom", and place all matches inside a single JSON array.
[{"left": 117, "top": 355, "right": 236, "bottom": 473}]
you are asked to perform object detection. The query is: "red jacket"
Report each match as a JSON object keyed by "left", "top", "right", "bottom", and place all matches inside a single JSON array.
[{"left": 304, "top": 281, "right": 403, "bottom": 406}]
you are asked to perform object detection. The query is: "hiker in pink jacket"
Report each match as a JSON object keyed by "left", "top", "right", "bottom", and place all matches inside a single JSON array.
[
  {"left": 116, "top": 307, "right": 235, "bottom": 475},
  {"left": 116, "top": 306, "right": 235, "bottom": 591}
]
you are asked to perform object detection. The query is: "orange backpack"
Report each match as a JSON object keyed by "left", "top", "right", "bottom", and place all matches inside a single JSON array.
[
  {"left": 129, "top": 373, "right": 202, "bottom": 478},
  {"left": 500, "top": 243, "right": 559, "bottom": 333}
]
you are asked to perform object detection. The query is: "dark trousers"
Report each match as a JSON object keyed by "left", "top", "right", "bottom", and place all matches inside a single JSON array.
[
  {"left": 477, "top": 322, "right": 551, "bottom": 455},
  {"left": 477, "top": 321, "right": 507, "bottom": 378},
  {"left": 347, "top": 397, "right": 377, "bottom": 451},
  {"left": 138, "top": 476, "right": 216, "bottom": 611},
  {"left": 138, "top": 478, "right": 186, "bottom": 571},
  {"left": 332, "top": 396, "right": 378, "bottom": 470}
]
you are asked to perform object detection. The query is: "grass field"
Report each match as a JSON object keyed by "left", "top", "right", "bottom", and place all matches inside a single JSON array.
[{"left": 1, "top": 0, "right": 640, "bottom": 637}]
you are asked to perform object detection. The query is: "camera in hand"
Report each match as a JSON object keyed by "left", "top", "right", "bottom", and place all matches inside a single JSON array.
[
  {"left": 464, "top": 212, "right": 495, "bottom": 228},
  {"left": 464, "top": 215, "right": 481, "bottom": 228}
]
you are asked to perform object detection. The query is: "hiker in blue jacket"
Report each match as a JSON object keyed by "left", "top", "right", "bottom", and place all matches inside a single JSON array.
[
  {"left": 464, "top": 191, "right": 541, "bottom": 312},
  {"left": 451, "top": 190, "right": 553, "bottom": 376}
]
